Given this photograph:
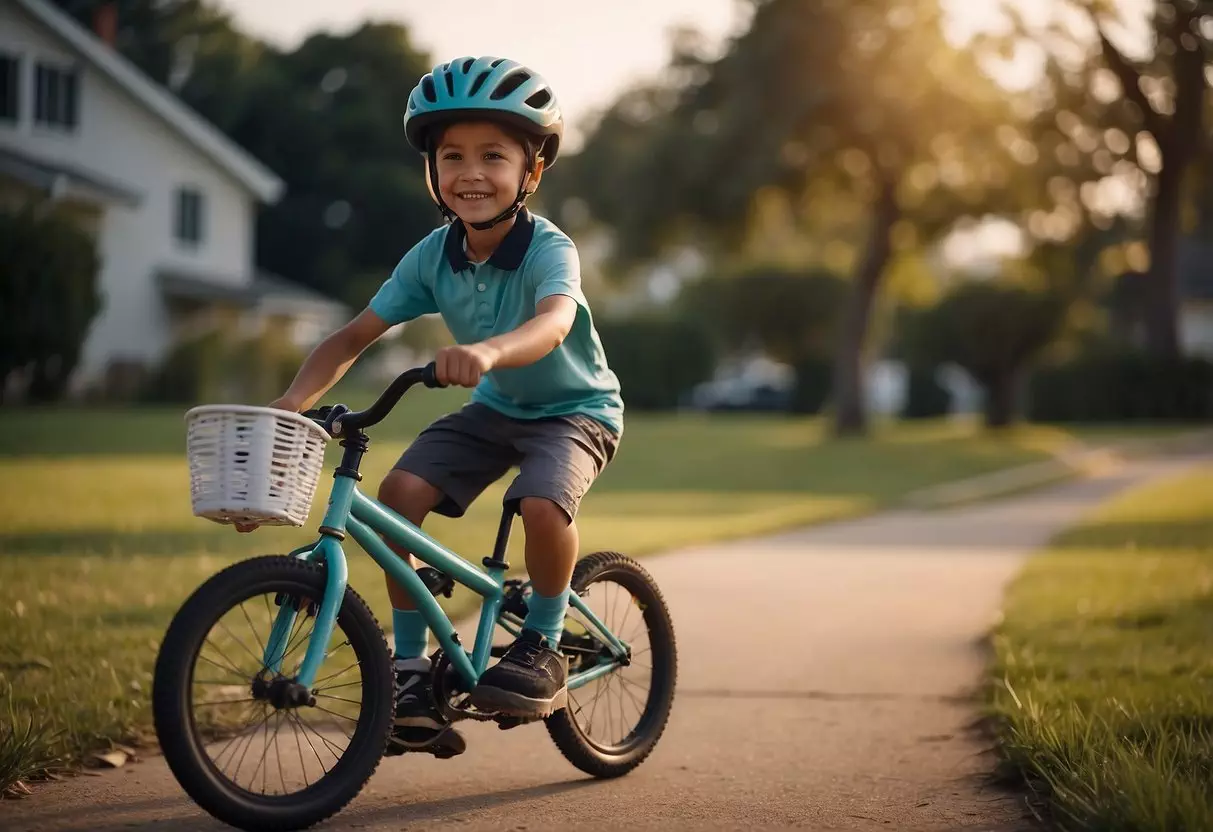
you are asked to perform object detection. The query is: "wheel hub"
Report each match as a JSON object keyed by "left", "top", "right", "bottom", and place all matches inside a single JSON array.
[{"left": 251, "top": 675, "right": 316, "bottom": 710}]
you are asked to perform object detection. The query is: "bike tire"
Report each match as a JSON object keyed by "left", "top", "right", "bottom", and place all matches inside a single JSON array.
[
  {"left": 152, "top": 555, "right": 393, "bottom": 832},
  {"left": 545, "top": 551, "right": 678, "bottom": 778}
]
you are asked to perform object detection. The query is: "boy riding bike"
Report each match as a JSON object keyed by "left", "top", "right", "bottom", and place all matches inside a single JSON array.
[{"left": 235, "top": 56, "right": 623, "bottom": 760}]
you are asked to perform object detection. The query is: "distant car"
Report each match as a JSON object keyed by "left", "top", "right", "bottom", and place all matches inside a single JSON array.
[{"left": 687, "top": 377, "right": 792, "bottom": 412}]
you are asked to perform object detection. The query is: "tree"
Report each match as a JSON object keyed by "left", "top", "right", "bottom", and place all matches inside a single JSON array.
[
  {"left": 560, "top": 0, "right": 1017, "bottom": 436},
  {"left": 0, "top": 208, "right": 101, "bottom": 402},
  {"left": 1003, "top": 0, "right": 1213, "bottom": 357},
  {"left": 897, "top": 282, "right": 1067, "bottom": 427},
  {"left": 678, "top": 266, "right": 849, "bottom": 363}
]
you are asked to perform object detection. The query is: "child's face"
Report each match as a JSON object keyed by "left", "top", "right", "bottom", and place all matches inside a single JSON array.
[{"left": 434, "top": 121, "right": 540, "bottom": 226}]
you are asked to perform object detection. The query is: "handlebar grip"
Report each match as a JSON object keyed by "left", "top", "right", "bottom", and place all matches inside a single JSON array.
[{"left": 422, "top": 361, "right": 446, "bottom": 389}]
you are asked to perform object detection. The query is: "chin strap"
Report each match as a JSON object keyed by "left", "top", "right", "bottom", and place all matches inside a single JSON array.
[{"left": 426, "top": 141, "right": 538, "bottom": 230}]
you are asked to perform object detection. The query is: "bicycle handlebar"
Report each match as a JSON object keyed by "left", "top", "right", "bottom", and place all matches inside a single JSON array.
[{"left": 303, "top": 362, "right": 445, "bottom": 437}]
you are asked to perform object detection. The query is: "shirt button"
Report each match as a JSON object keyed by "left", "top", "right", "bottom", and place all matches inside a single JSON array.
[{"left": 477, "top": 283, "right": 487, "bottom": 292}]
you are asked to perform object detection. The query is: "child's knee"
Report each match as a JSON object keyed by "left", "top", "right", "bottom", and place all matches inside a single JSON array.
[
  {"left": 519, "top": 496, "right": 571, "bottom": 530},
  {"left": 378, "top": 470, "right": 442, "bottom": 520}
]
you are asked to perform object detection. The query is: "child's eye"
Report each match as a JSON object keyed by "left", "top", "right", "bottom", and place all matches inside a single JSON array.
[
  {"left": 442, "top": 152, "right": 462, "bottom": 161},
  {"left": 484, "top": 152, "right": 504, "bottom": 161}
]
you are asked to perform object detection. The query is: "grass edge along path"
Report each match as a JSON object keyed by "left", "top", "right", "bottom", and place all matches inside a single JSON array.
[{"left": 988, "top": 462, "right": 1213, "bottom": 831}]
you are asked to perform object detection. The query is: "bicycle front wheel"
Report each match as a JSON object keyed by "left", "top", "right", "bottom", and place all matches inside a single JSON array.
[{"left": 152, "top": 555, "right": 393, "bottom": 832}]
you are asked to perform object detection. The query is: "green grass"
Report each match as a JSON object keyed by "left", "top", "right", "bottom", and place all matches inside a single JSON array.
[
  {"left": 990, "top": 465, "right": 1213, "bottom": 831},
  {"left": 0, "top": 388, "right": 1166, "bottom": 790}
]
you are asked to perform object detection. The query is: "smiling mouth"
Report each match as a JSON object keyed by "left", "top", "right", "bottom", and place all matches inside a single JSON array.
[{"left": 456, "top": 192, "right": 494, "bottom": 201}]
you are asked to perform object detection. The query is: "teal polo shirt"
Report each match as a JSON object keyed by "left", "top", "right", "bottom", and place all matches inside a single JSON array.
[{"left": 369, "top": 209, "right": 624, "bottom": 435}]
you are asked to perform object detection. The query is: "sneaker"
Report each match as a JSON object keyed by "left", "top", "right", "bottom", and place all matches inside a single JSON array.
[
  {"left": 385, "top": 658, "right": 466, "bottom": 759},
  {"left": 468, "top": 629, "right": 568, "bottom": 719}
]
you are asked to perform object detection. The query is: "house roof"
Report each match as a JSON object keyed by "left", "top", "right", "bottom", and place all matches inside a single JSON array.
[
  {"left": 14, "top": 0, "right": 284, "bottom": 203},
  {"left": 0, "top": 144, "right": 142, "bottom": 206},
  {"left": 158, "top": 269, "right": 348, "bottom": 315}
]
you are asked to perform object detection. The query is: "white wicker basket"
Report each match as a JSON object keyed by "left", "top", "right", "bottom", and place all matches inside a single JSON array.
[{"left": 185, "top": 405, "right": 331, "bottom": 527}]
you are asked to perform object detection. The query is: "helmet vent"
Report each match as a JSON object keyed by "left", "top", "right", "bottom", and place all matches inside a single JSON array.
[
  {"left": 490, "top": 71, "right": 530, "bottom": 100},
  {"left": 524, "top": 89, "right": 551, "bottom": 109},
  {"left": 461, "top": 58, "right": 475, "bottom": 73},
  {"left": 443, "top": 71, "right": 455, "bottom": 97},
  {"left": 421, "top": 76, "right": 437, "bottom": 103},
  {"left": 469, "top": 70, "right": 490, "bottom": 97},
  {"left": 490, "top": 58, "right": 505, "bottom": 68}
]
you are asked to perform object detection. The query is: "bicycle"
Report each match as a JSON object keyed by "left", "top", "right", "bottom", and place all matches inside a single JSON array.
[{"left": 151, "top": 364, "right": 678, "bottom": 831}]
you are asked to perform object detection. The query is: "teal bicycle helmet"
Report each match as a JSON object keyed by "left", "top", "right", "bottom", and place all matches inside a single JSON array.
[{"left": 404, "top": 56, "right": 564, "bottom": 229}]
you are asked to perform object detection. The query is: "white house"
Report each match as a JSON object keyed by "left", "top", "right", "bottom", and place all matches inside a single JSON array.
[{"left": 0, "top": 0, "right": 347, "bottom": 396}]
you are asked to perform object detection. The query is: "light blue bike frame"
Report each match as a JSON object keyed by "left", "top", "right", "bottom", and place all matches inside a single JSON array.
[{"left": 261, "top": 473, "right": 629, "bottom": 692}]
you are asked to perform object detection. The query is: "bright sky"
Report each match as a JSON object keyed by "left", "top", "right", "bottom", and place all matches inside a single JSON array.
[
  {"left": 212, "top": 0, "right": 746, "bottom": 151},
  {"left": 215, "top": 0, "right": 1153, "bottom": 269}
]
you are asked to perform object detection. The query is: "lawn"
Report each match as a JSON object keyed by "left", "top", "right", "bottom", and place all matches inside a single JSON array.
[
  {"left": 989, "top": 464, "right": 1213, "bottom": 831},
  {"left": 0, "top": 383, "right": 1184, "bottom": 790}
]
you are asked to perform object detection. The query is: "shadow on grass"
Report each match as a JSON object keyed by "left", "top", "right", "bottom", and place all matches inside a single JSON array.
[
  {"left": 0, "top": 529, "right": 291, "bottom": 557},
  {"left": 1052, "top": 518, "right": 1213, "bottom": 552}
]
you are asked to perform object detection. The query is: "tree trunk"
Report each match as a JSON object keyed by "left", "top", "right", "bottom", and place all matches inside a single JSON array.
[
  {"left": 983, "top": 370, "right": 1020, "bottom": 430},
  {"left": 831, "top": 174, "right": 899, "bottom": 437},
  {"left": 1143, "top": 157, "right": 1183, "bottom": 358},
  {"left": 1141, "top": 27, "right": 1204, "bottom": 359}
]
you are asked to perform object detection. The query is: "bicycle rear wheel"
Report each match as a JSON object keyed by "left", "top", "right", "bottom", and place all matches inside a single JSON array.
[
  {"left": 545, "top": 551, "right": 678, "bottom": 778},
  {"left": 152, "top": 556, "right": 393, "bottom": 832}
]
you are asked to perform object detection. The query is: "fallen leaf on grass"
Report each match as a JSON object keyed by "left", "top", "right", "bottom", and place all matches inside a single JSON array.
[
  {"left": 2, "top": 780, "right": 33, "bottom": 798},
  {"left": 92, "top": 750, "right": 128, "bottom": 768}
]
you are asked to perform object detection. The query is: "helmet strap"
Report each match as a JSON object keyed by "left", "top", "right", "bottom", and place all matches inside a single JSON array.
[
  {"left": 425, "top": 139, "right": 536, "bottom": 232},
  {"left": 426, "top": 153, "right": 460, "bottom": 225}
]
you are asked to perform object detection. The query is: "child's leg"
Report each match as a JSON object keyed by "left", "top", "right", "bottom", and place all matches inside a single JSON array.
[
  {"left": 376, "top": 471, "right": 443, "bottom": 659},
  {"left": 517, "top": 497, "right": 579, "bottom": 645},
  {"left": 470, "top": 414, "right": 619, "bottom": 718},
  {"left": 379, "top": 405, "right": 520, "bottom": 660}
]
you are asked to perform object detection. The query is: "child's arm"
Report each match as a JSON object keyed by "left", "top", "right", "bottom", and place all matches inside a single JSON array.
[
  {"left": 435, "top": 295, "right": 576, "bottom": 387},
  {"left": 270, "top": 308, "right": 392, "bottom": 412}
]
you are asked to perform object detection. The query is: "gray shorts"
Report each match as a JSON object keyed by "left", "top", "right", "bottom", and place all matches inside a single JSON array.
[{"left": 393, "top": 403, "right": 619, "bottom": 521}]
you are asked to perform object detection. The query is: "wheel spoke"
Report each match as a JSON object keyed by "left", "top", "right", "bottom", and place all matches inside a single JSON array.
[
  {"left": 195, "top": 697, "right": 258, "bottom": 708},
  {"left": 295, "top": 712, "right": 349, "bottom": 758},
  {"left": 291, "top": 713, "right": 311, "bottom": 788},
  {"left": 198, "top": 644, "right": 247, "bottom": 679},
  {"left": 248, "top": 709, "right": 273, "bottom": 793},
  {"left": 226, "top": 705, "right": 272, "bottom": 782},
  {"left": 315, "top": 679, "right": 362, "bottom": 693},
  {"left": 313, "top": 658, "right": 360, "bottom": 688},
  {"left": 315, "top": 693, "right": 362, "bottom": 707},
  {"left": 274, "top": 711, "right": 288, "bottom": 796},
  {"left": 240, "top": 600, "right": 269, "bottom": 661},
  {"left": 289, "top": 711, "right": 330, "bottom": 776}
]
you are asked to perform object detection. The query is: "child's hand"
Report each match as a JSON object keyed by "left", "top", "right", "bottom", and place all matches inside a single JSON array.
[
  {"left": 435, "top": 343, "right": 500, "bottom": 388},
  {"left": 268, "top": 395, "right": 302, "bottom": 412}
]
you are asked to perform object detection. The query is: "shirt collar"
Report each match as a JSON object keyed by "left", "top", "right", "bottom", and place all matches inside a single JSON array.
[{"left": 443, "top": 208, "right": 536, "bottom": 272}]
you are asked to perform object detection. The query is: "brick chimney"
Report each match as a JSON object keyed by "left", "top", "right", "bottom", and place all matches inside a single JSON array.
[{"left": 92, "top": 2, "right": 117, "bottom": 47}]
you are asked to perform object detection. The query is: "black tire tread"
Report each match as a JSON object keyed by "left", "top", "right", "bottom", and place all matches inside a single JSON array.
[
  {"left": 544, "top": 551, "right": 678, "bottom": 779},
  {"left": 152, "top": 555, "right": 393, "bottom": 832}
]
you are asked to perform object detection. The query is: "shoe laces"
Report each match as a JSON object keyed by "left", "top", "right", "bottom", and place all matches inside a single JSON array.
[{"left": 507, "top": 633, "right": 549, "bottom": 668}]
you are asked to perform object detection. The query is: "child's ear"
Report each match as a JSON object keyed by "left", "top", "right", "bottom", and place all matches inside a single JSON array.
[{"left": 525, "top": 157, "right": 546, "bottom": 195}]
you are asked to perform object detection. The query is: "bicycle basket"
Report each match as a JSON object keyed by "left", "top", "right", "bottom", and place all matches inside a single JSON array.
[{"left": 184, "top": 405, "right": 330, "bottom": 527}]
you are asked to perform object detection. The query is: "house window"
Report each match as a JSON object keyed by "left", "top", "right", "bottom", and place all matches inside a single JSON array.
[
  {"left": 175, "top": 187, "right": 205, "bottom": 246},
  {"left": 0, "top": 55, "right": 19, "bottom": 123},
  {"left": 34, "top": 62, "right": 79, "bottom": 130}
]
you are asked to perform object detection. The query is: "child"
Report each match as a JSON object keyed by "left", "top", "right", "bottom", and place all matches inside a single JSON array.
[{"left": 238, "top": 56, "right": 623, "bottom": 760}]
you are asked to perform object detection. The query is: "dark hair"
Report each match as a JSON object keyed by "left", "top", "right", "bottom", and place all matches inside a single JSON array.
[{"left": 428, "top": 119, "right": 544, "bottom": 167}]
